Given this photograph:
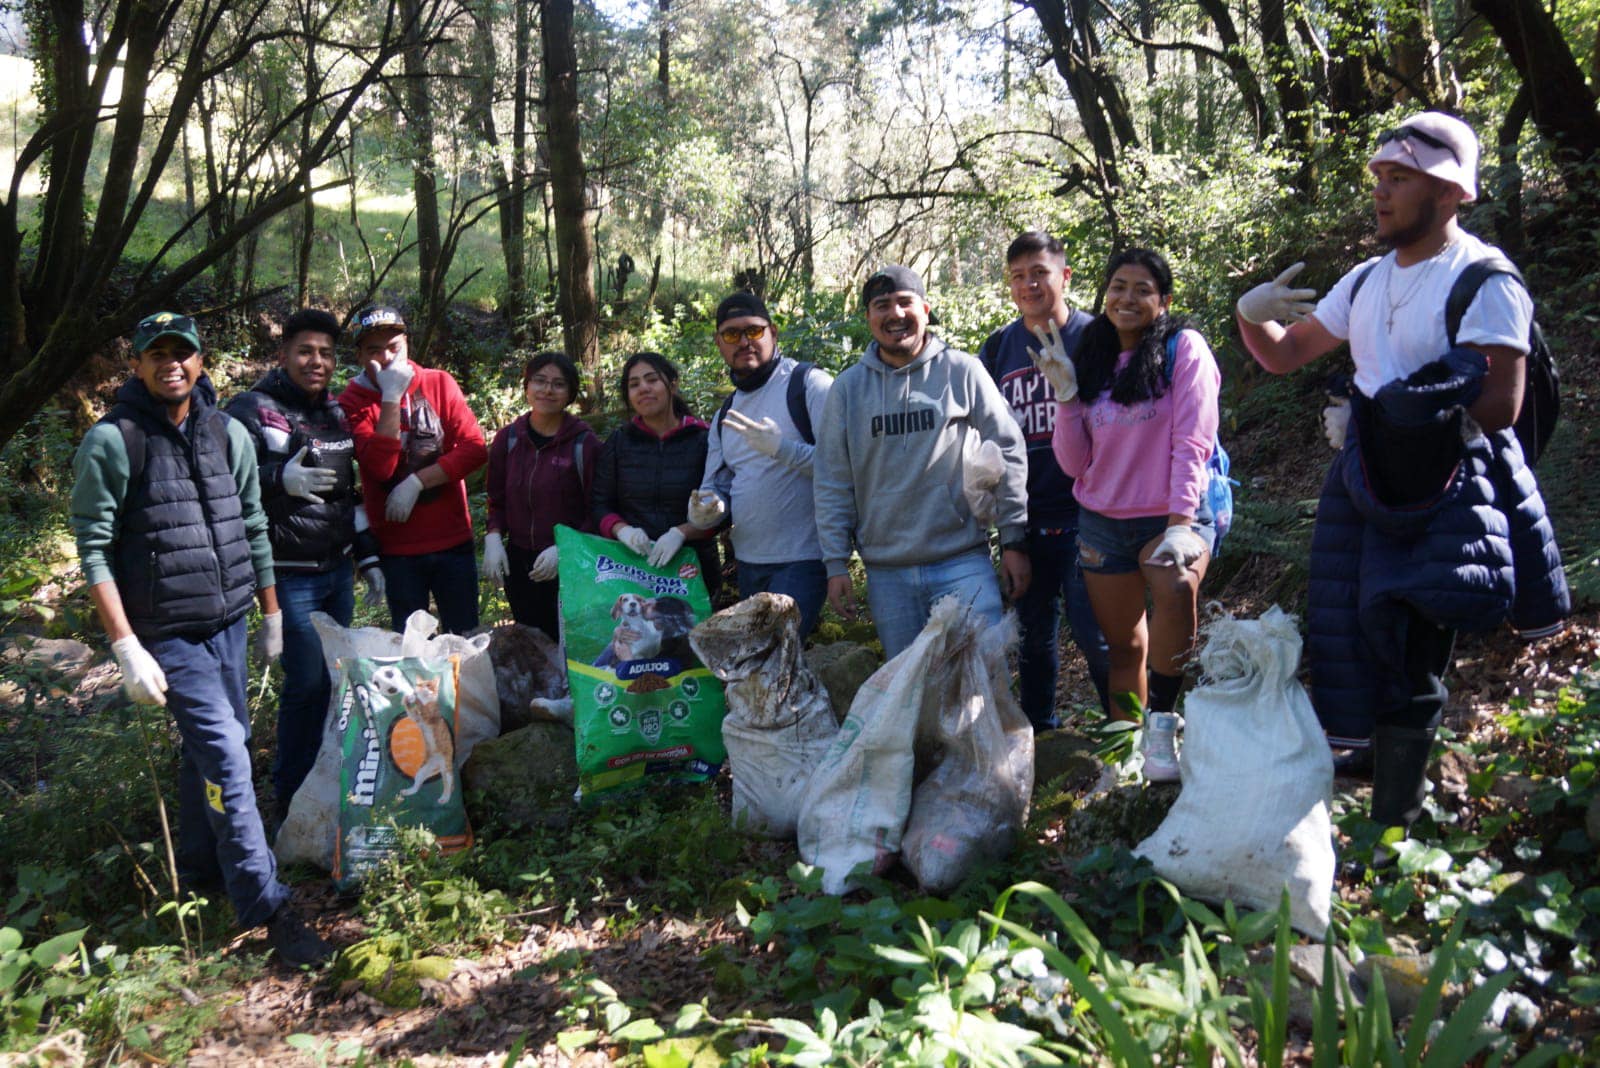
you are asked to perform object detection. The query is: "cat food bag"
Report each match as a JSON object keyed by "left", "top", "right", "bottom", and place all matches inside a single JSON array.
[
  {"left": 555, "top": 525, "right": 727, "bottom": 800},
  {"left": 333, "top": 655, "right": 473, "bottom": 888}
]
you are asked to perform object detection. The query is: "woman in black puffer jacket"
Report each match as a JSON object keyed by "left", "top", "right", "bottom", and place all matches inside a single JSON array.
[{"left": 592, "top": 352, "right": 721, "bottom": 595}]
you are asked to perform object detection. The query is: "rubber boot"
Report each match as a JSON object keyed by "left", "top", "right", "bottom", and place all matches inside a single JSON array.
[{"left": 1369, "top": 721, "right": 1438, "bottom": 830}]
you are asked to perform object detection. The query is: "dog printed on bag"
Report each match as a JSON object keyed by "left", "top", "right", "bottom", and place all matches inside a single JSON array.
[{"left": 592, "top": 594, "right": 697, "bottom": 668}]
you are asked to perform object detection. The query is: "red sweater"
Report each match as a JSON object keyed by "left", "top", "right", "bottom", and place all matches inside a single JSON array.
[{"left": 338, "top": 366, "right": 488, "bottom": 555}]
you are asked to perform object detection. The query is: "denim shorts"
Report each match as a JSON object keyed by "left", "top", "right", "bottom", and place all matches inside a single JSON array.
[{"left": 1077, "top": 502, "right": 1216, "bottom": 575}]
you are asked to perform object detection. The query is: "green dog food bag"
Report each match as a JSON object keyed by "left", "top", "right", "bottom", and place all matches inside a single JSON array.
[
  {"left": 333, "top": 655, "right": 472, "bottom": 888},
  {"left": 555, "top": 525, "right": 727, "bottom": 800}
]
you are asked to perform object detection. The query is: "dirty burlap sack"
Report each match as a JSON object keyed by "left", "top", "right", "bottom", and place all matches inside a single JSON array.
[
  {"left": 690, "top": 593, "right": 839, "bottom": 837},
  {"left": 798, "top": 597, "right": 1032, "bottom": 895}
]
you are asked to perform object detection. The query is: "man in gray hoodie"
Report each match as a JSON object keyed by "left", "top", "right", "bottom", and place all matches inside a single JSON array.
[{"left": 814, "top": 265, "right": 1031, "bottom": 657}]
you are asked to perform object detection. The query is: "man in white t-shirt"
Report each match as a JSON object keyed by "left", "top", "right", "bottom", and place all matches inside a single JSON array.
[{"left": 1235, "top": 112, "right": 1531, "bottom": 859}]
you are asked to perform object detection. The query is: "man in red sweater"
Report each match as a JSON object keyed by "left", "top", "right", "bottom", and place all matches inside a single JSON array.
[{"left": 338, "top": 307, "right": 488, "bottom": 634}]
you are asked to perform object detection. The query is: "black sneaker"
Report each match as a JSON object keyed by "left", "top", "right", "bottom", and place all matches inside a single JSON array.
[{"left": 266, "top": 904, "right": 334, "bottom": 967}]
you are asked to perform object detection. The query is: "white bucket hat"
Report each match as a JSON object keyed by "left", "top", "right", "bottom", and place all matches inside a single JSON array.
[{"left": 1368, "top": 111, "right": 1479, "bottom": 202}]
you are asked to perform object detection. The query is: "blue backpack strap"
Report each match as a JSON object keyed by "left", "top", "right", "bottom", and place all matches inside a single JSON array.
[
  {"left": 1349, "top": 261, "right": 1377, "bottom": 300},
  {"left": 1443, "top": 256, "right": 1520, "bottom": 347}
]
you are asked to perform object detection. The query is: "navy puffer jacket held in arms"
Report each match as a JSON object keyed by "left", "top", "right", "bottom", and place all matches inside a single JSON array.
[{"left": 1308, "top": 348, "right": 1569, "bottom": 741}]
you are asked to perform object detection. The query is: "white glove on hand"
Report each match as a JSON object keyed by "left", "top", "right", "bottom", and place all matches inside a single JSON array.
[
  {"left": 1026, "top": 321, "right": 1079, "bottom": 403},
  {"left": 1323, "top": 396, "right": 1351, "bottom": 450},
  {"left": 529, "top": 545, "right": 559, "bottom": 582},
  {"left": 482, "top": 532, "right": 509, "bottom": 588},
  {"left": 687, "top": 489, "right": 726, "bottom": 531},
  {"left": 1147, "top": 527, "right": 1209, "bottom": 571},
  {"left": 253, "top": 611, "right": 284, "bottom": 665},
  {"left": 724, "top": 409, "right": 783, "bottom": 458},
  {"left": 360, "top": 565, "right": 386, "bottom": 608},
  {"left": 1237, "top": 262, "right": 1319, "bottom": 325},
  {"left": 615, "top": 524, "right": 652, "bottom": 557},
  {"left": 111, "top": 635, "right": 168, "bottom": 706},
  {"left": 281, "top": 445, "right": 339, "bottom": 503},
  {"left": 374, "top": 355, "right": 415, "bottom": 403},
  {"left": 648, "top": 527, "right": 687, "bottom": 568},
  {"left": 385, "top": 473, "right": 424, "bottom": 523}
]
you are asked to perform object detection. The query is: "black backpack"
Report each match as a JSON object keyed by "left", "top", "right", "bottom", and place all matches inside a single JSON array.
[
  {"left": 1350, "top": 255, "right": 1559, "bottom": 465},
  {"left": 715, "top": 361, "right": 819, "bottom": 446}
]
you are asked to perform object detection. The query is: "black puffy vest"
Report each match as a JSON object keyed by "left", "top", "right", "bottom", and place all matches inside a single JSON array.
[
  {"left": 225, "top": 369, "right": 357, "bottom": 570},
  {"left": 108, "top": 380, "right": 257, "bottom": 639}
]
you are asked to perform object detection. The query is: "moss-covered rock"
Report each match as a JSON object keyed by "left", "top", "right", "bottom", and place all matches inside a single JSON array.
[
  {"left": 1033, "top": 730, "right": 1103, "bottom": 795},
  {"left": 334, "top": 937, "right": 455, "bottom": 1008},
  {"left": 462, "top": 722, "right": 577, "bottom": 829},
  {"left": 804, "top": 641, "right": 881, "bottom": 722}
]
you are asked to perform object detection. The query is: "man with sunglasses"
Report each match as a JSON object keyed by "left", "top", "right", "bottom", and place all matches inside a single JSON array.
[
  {"left": 1236, "top": 112, "right": 1566, "bottom": 869},
  {"left": 688, "top": 292, "right": 833, "bottom": 636},
  {"left": 71, "top": 313, "right": 332, "bottom": 965}
]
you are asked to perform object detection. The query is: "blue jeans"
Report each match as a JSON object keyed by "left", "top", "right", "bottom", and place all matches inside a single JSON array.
[
  {"left": 149, "top": 616, "right": 288, "bottom": 928},
  {"left": 1077, "top": 502, "right": 1217, "bottom": 575},
  {"left": 865, "top": 548, "right": 1004, "bottom": 659},
  {"left": 382, "top": 541, "right": 479, "bottom": 635},
  {"left": 739, "top": 558, "right": 828, "bottom": 638},
  {"left": 274, "top": 567, "right": 354, "bottom": 815},
  {"left": 1016, "top": 527, "right": 1111, "bottom": 728}
]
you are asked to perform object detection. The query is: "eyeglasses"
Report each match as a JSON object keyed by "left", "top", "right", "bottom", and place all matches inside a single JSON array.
[
  {"left": 718, "top": 324, "right": 768, "bottom": 345},
  {"left": 1376, "top": 125, "right": 1460, "bottom": 164},
  {"left": 526, "top": 375, "right": 568, "bottom": 393}
]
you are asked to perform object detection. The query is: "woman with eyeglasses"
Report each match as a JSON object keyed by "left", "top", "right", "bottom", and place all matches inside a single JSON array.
[
  {"left": 1036, "top": 248, "right": 1222, "bottom": 782},
  {"left": 483, "top": 351, "right": 600, "bottom": 639},
  {"left": 592, "top": 351, "right": 721, "bottom": 594}
]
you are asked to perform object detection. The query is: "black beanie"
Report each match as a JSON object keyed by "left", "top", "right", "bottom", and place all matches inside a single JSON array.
[{"left": 715, "top": 291, "right": 771, "bottom": 326}]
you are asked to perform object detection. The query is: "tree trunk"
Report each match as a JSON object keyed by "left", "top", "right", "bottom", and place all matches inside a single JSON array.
[
  {"left": 1192, "top": 0, "right": 1272, "bottom": 141},
  {"left": 1026, "top": 0, "right": 1130, "bottom": 217},
  {"left": 402, "top": 0, "right": 442, "bottom": 326},
  {"left": 1469, "top": 0, "right": 1600, "bottom": 200},
  {"left": 1258, "top": 0, "right": 1316, "bottom": 195},
  {"left": 1493, "top": 86, "right": 1530, "bottom": 255},
  {"left": 541, "top": 0, "right": 599, "bottom": 374}
]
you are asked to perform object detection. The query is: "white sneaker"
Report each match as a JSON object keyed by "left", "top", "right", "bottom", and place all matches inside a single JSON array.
[{"left": 1141, "top": 711, "right": 1181, "bottom": 783}]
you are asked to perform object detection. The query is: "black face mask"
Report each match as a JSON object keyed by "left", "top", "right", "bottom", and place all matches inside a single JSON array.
[{"left": 730, "top": 354, "right": 779, "bottom": 392}]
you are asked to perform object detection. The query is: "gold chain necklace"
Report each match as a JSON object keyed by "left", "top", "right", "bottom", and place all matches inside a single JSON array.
[{"left": 1384, "top": 239, "right": 1456, "bottom": 331}]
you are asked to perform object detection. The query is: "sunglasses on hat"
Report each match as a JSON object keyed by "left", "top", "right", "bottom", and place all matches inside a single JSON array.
[
  {"left": 1376, "top": 125, "right": 1460, "bottom": 164},
  {"left": 718, "top": 324, "right": 768, "bottom": 345}
]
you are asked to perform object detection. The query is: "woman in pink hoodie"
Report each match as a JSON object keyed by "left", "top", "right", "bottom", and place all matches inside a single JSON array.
[{"left": 1045, "top": 248, "right": 1221, "bottom": 781}]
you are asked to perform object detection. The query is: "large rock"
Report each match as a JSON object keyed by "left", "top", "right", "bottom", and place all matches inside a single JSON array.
[
  {"left": 1058, "top": 776, "right": 1180, "bottom": 855},
  {"left": 804, "top": 641, "right": 880, "bottom": 723},
  {"left": 1033, "top": 730, "right": 1102, "bottom": 795},
  {"left": 462, "top": 722, "right": 577, "bottom": 828},
  {"left": 1, "top": 637, "right": 95, "bottom": 679},
  {"left": 1353, "top": 953, "right": 1455, "bottom": 1022}
]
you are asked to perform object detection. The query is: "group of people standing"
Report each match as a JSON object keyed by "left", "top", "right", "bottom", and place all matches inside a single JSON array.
[{"left": 70, "top": 109, "right": 1563, "bottom": 965}]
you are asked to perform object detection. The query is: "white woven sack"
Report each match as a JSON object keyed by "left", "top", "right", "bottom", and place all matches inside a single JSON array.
[
  {"left": 1133, "top": 606, "right": 1335, "bottom": 937},
  {"left": 275, "top": 610, "right": 497, "bottom": 869},
  {"left": 797, "top": 596, "right": 964, "bottom": 894}
]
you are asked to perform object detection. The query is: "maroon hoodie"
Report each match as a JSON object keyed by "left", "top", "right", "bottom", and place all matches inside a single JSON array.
[{"left": 486, "top": 411, "right": 601, "bottom": 553}]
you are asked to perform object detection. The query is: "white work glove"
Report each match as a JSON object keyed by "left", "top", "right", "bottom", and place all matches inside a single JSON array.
[
  {"left": 529, "top": 545, "right": 560, "bottom": 582},
  {"left": 1147, "top": 526, "right": 1209, "bottom": 571},
  {"left": 374, "top": 355, "right": 415, "bottom": 403},
  {"left": 615, "top": 524, "right": 652, "bottom": 557},
  {"left": 385, "top": 473, "right": 424, "bottom": 523},
  {"left": 359, "top": 565, "right": 386, "bottom": 608},
  {"left": 687, "top": 489, "right": 726, "bottom": 531},
  {"left": 648, "top": 527, "right": 687, "bottom": 568},
  {"left": 253, "top": 611, "right": 284, "bottom": 665},
  {"left": 1323, "top": 396, "right": 1351, "bottom": 450},
  {"left": 482, "top": 531, "right": 509, "bottom": 588},
  {"left": 1026, "top": 321, "right": 1079, "bottom": 403},
  {"left": 111, "top": 635, "right": 168, "bottom": 706},
  {"left": 724, "top": 409, "right": 783, "bottom": 458},
  {"left": 1236, "top": 262, "right": 1319, "bottom": 325},
  {"left": 281, "top": 445, "right": 338, "bottom": 503}
]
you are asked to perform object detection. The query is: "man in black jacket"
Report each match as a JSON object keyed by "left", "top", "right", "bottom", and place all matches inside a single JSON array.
[{"left": 226, "top": 309, "right": 384, "bottom": 819}]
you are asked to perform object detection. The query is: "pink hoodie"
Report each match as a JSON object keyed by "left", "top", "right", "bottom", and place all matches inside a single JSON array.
[{"left": 1051, "top": 329, "right": 1221, "bottom": 520}]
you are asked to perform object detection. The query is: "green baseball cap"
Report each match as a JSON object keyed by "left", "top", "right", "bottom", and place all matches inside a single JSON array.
[{"left": 131, "top": 312, "right": 202, "bottom": 354}]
